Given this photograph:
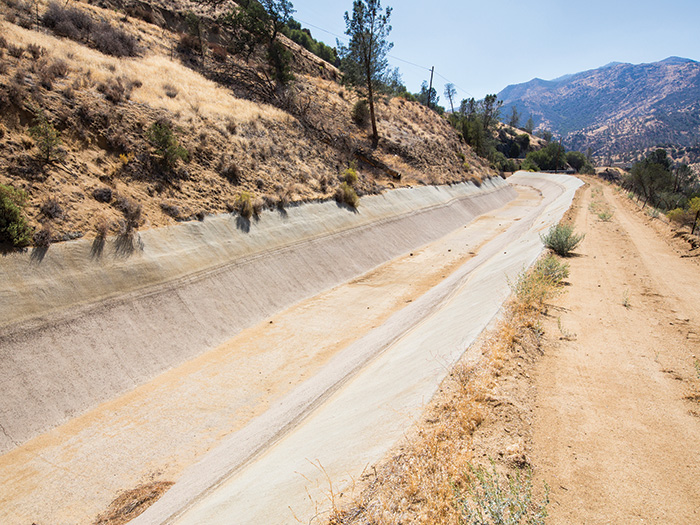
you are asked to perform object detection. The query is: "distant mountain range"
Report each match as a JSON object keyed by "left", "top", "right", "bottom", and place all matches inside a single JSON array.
[{"left": 498, "top": 57, "right": 700, "bottom": 163}]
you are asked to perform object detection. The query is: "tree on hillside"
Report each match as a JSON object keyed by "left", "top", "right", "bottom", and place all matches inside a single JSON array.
[
  {"left": 214, "top": 0, "right": 296, "bottom": 86},
  {"left": 444, "top": 83, "right": 457, "bottom": 114},
  {"left": 626, "top": 149, "right": 675, "bottom": 207},
  {"left": 417, "top": 81, "right": 439, "bottom": 109},
  {"left": 508, "top": 106, "right": 520, "bottom": 128},
  {"left": 524, "top": 115, "right": 534, "bottom": 134},
  {"left": 338, "top": 0, "right": 393, "bottom": 145},
  {"left": 524, "top": 142, "right": 567, "bottom": 172}
]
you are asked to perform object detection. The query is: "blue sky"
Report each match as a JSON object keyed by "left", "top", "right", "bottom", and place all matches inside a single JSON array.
[{"left": 291, "top": 0, "right": 700, "bottom": 102}]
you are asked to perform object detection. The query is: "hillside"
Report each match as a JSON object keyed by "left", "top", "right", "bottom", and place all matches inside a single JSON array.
[
  {"left": 0, "top": 0, "right": 491, "bottom": 246},
  {"left": 498, "top": 57, "right": 700, "bottom": 165}
]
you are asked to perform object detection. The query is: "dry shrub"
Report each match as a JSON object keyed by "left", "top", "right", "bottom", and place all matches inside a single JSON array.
[
  {"left": 40, "top": 197, "right": 64, "bottom": 219},
  {"left": 114, "top": 194, "right": 141, "bottom": 232},
  {"left": 217, "top": 154, "right": 240, "bottom": 184},
  {"left": 93, "top": 187, "right": 113, "bottom": 203},
  {"left": 97, "top": 76, "right": 137, "bottom": 104},
  {"left": 27, "top": 43, "right": 45, "bottom": 59},
  {"left": 209, "top": 43, "right": 227, "bottom": 62},
  {"left": 42, "top": 1, "right": 94, "bottom": 41},
  {"left": 92, "top": 21, "right": 139, "bottom": 57},
  {"left": 330, "top": 256, "right": 561, "bottom": 524},
  {"left": 159, "top": 201, "right": 181, "bottom": 220},
  {"left": 32, "top": 222, "right": 52, "bottom": 247},
  {"left": 94, "top": 215, "right": 111, "bottom": 238}
]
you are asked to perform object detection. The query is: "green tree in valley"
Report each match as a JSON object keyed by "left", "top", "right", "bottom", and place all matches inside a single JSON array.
[{"left": 338, "top": 0, "right": 393, "bottom": 145}]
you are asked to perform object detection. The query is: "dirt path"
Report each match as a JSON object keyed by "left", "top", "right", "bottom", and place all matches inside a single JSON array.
[{"left": 532, "top": 178, "right": 700, "bottom": 523}]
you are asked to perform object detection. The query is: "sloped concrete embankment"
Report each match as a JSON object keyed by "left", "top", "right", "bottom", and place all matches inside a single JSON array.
[
  {"left": 137, "top": 172, "right": 583, "bottom": 525},
  {"left": 0, "top": 178, "right": 515, "bottom": 453}
]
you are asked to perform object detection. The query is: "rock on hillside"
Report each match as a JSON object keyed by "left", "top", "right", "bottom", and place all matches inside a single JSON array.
[{"left": 498, "top": 57, "right": 700, "bottom": 164}]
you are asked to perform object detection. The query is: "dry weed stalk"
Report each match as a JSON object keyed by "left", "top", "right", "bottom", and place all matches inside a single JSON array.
[{"left": 329, "top": 257, "right": 564, "bottom": 524}]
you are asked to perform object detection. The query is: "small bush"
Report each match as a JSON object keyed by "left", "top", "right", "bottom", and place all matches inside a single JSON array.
[
  {"left": 667, "top": 207, "right": 688, "bottom": 225},
  {"left": 93, "top": 187, "right": 113, "bottom": 203},
  {"left": 29, "top": 107, "right": 62, "bottom": 164},
  {"left": 159, "top": 201, "right": 181, "bottom": 219},
  {"left": 0, "top": 184, "right": 33, "bottom": 247},
  {"left": 7, "top": 45, "right": 24, "bottom": 58},
  {"left": 162, "top": 83, "right": 178, "bottom": 98},
  {"left": 233, "top": 191, "right": 254, "bottom": 219},
  {"left": 114, "top": 195, "right": 141, "bottom": 232},
  {"left": 217, "top": 154, "right": 240, "bottom": 184},
  {"left": 335, "top": 182, "right": 359, "bottom": 208},
  {"left": 33, "top": 223, "right": 52, "bottom": 247},
  {"left": 532, "top": 253, "right": 569, "bottom": 285},
  {"left": 94, "top": 215, "right": 111, "bottom": 238},
  {"left": 92, "top": 21, "right": 139, "bottom": 57},
  {"left": 27, "top": 43, "right": 45, "bottom": 59},
  {"left": 40, "top": 197, "right": 64, "bottom": 219},
  {"left": 97, "top": 76, "right": 136, "bottom": 103},
  {"left": 457, "top": 461, "right": 549, "bottom": 525},
  {"left": 341, "top": 165, "right": 358, "bottom": 186},
  {"left": 352, "top": 99, "right": 369, "bottom": 127},
  {"left": 540, "top": 223, "right": 584, "bottom": 257},
  {"left": 43, "top": 2, "right": 94, "bottom": 40},
  {"left": 146, "top": 120, "right": 189, "bottom": 171}
]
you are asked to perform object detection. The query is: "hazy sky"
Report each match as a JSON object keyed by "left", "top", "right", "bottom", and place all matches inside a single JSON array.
[{"left": 291, "top": 0, "right": 700, "bottom": 101}]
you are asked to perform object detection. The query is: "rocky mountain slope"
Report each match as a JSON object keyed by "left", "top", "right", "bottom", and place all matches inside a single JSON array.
[
  {"left": 498, "top": 57, "right": 700, "bottom": 164},
  {"left": 0, "top": 0, "right": 491, "bottom": 245}
]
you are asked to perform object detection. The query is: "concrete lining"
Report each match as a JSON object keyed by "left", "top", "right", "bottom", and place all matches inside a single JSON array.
[{"left": 0, "top": 178, "right": 516, "bottom": 453}]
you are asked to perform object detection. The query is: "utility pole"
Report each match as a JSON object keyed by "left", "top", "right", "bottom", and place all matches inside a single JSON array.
[{"left": 428, "top": 66, "right": 434, "bottom": 109}]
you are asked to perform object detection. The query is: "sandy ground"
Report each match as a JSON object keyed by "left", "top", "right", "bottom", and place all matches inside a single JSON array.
[{"left": 532, "top": 178, "right": 700, "bottom": 523}]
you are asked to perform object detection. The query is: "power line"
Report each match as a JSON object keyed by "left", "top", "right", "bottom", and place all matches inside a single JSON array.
[
  {"left": 294, "top": 17, "right": 476, "bottom": 99},
  {"left": 434, "top": 71, "right": 474, "bottom": 99}
]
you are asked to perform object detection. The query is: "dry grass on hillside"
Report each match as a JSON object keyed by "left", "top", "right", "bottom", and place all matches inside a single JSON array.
[
  {"left": 0, "top": 0, "right": 492, "bottom": 245},
  {"left": 328, "top": 256, "right": 564, "bottom": 524}
]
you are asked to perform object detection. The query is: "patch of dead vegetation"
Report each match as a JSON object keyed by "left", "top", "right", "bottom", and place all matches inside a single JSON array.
[{"left": 93, "top": 481, "right": 173, "bottom": 525}]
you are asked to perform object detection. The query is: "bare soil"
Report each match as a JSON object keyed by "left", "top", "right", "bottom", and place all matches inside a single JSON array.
[{"left": 531, "top": 177, "right": 700, "bottom": 523}]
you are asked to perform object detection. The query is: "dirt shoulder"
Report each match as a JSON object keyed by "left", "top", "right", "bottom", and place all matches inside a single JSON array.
[{"left": 531, "top": 177, "right": 700, "bottom": 523}]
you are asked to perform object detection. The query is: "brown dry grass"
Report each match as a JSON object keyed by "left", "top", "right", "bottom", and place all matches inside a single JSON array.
[
  {"left": 93, "top": 481, "right": 173, "bottom": 525},
  {"left": 328, "top": 258, "right": 565, "bottom": 524},
  {"left": 0, "top": 0, "right": 494, "bottom": 245}
]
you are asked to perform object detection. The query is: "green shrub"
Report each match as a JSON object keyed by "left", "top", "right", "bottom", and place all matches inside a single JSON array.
[
  {"left": 533, "top": 253, "right": 569, "bottom": 285},
  {"left": 0, "top": 184, "right": 33, "bottom": 247},
  {"left": 352, "top": 99, "right": 369, "bottom": 128},
  {"left": 335, "top": 182, "right": 359, "bottom": 208},
  {"left": 233, "top": 191, "right": 254, "bottom": 219},
  {"left": 541, "top": 223, "right": 584, "bottom": 257},
  {"left": 667, "top": 207, "right": 687, "bottom": 224},
  {"left": 146, "top": 121, "right": 188, "bottom": 171},
  {"left": 457, "top": 461, "right": 549, "bottom": 525},
  {"left": 29, "top": 107, "right": 62, "bottom": 164},
  {"left": 342, "top": 165, "right": 358, "bottom": 186}
]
